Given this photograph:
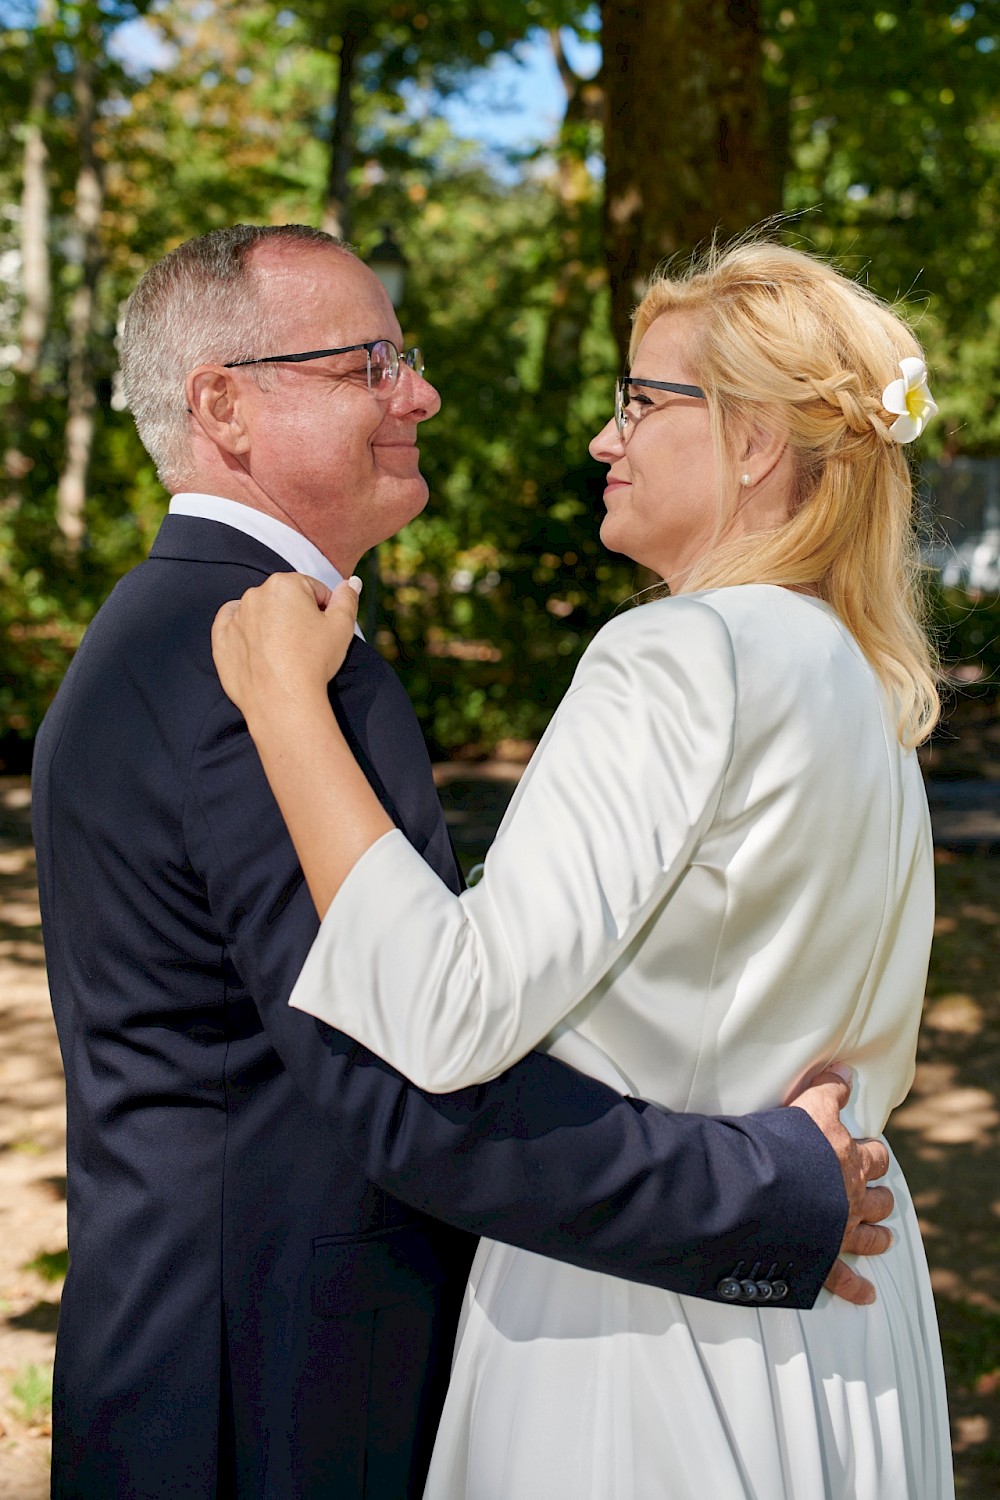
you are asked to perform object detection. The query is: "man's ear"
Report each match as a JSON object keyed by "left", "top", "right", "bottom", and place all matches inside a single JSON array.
[
  {"left": 740, "top": 421, "right": 788, "bottom": 490},
  {"left": 186, "top": 366, "right": 251, "bottom": 456}
]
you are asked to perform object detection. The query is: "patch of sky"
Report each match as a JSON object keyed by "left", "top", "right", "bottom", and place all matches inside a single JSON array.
[
  {"left": 404, "top": 23, "right": 601, "bottom": 179},
  {"left": 106, "top": 13, "right": 177, "bottom": 76},
  {"left": 0, "top": 0, "right": 37, "bottom": 27}
]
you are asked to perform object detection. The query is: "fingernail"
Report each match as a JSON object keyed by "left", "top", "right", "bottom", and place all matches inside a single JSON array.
[
  {"left": 828, "top": 1063, "right": 852, "bottom": 1084},
  {"left": 346, "top": 575, "right": 363, "bottom": 596}
]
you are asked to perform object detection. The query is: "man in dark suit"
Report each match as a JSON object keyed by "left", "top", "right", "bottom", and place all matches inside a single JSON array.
[{"left": 32, "top": 224, "right": 892, "bottom": 1499}]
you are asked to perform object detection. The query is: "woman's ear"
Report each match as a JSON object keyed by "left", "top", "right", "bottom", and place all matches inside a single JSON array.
[
  {"left": 186, "top": 366, "right": 251, "bottom": 457},
  {"left": 740, "top": 421, "right": 788, "bottom": 490}
]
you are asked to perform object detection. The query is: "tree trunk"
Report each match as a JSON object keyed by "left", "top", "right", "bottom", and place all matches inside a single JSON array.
[
  {"left": 4, "top": 2, "right": 56, "bottom": 507},
  {"left": 321, "top": 10, "right": 368, "bottom": 240},
  {"left": 16, "top": 67, "right": 54, "bottom": 381},
  {"left": 600, "top": 0, "right": 783, "bottom": 360},
  {"left": 56, "top": 37, "right": 105, "bottom": 554},
  {"left": 537, "top": 30, "right": 604, "bottom": 407}
]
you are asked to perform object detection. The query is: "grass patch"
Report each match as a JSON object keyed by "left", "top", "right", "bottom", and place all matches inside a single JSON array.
[
  {"left": 24, "top": 1248, "right": 68, "bottom": 1283},
  {"left": 10, "top": 1362, "right": 52, "bottom": 1426}
]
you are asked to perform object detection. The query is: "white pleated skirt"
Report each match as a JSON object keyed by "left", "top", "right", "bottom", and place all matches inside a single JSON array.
[{"left": 423, "top": 1151, "right": 953, "bottom": 1500}]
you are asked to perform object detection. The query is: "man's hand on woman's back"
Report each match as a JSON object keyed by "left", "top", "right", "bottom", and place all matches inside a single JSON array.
[{"left": 791, "top": 1064, "right": 893, "bottom": 1306}]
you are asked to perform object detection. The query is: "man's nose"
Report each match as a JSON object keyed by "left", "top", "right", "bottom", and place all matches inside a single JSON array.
[{"left": 391, "top": 365, "right": 441, "bottom": 421}]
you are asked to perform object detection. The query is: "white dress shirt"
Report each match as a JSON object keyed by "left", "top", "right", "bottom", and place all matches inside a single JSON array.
[{"left": 169, "top": 492, "right": 361, "bottom": 634}]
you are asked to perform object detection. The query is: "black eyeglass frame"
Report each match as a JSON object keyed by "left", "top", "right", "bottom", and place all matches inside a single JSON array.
[
  {"left": 615, "top": 374, "right": 707, "bottom": 436},
  {"left": 223, "top": 339, "right": 424, "bottom": 390}
]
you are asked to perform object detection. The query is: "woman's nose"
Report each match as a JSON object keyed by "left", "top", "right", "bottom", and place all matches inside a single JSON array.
[{"left": 589, "top": 414, "right": 624, "bottom": 462}]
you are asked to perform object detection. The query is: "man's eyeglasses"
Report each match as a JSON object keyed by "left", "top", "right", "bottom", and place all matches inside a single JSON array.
[
  {"left": 614, "top": 375, "right": 707, "bottom": 437},
  {"left": 225, "top": 339, "right": 424, "bottom": 397}
]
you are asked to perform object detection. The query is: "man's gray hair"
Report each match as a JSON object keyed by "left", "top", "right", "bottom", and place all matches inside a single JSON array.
[{"left": 119, "top": 224, "right": 354, "bottom": 490}]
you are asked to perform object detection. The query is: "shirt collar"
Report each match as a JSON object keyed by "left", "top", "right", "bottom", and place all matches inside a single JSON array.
[{"left": 168, "top": 493, "right": 346, "bottom": 594}]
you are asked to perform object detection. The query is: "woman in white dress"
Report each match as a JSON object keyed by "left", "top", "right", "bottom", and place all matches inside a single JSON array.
[{"left": 212, "top": 241, "right": 953, "bottom": 1499}]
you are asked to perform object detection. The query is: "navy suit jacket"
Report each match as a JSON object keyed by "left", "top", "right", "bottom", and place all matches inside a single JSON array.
[{"left": 32, "top": 515, "right": 847, "bottom": 1499}]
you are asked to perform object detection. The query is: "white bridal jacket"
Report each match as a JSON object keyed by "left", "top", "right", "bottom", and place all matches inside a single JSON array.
[{"left": 289, "top": 584, "right": 952, "bottom": 1500}]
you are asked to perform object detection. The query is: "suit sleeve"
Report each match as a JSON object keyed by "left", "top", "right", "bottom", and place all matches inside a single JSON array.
[
  {"left": 289, "top": 600, "right": 737, "bottom": 1092},
  {"left": 183, "top": 645, "right": 848, "bottom": 1309}
]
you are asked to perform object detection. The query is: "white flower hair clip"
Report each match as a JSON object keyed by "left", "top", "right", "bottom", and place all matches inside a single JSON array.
[{"left": 881, "top": 358, "right": 938, "bottom": 444}]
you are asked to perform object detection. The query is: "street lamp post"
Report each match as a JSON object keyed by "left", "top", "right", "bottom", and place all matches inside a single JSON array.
[
  {"left": 367, "top": 226, "right": 408, "bottom": 308},
  {"left": 364, "top": 227, "right": 408, "bottom": 642}
]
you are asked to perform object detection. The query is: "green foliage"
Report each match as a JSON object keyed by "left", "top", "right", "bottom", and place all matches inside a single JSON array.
[
  {"left": 3, "top": 0, "right": 1000, "bottom": 754},
  {"left": 339, "top": 117, "right": 632, "bottom": 751},
  {"left": 769, "top": 0, "right": 1000, "bottom": 453},
  {"left": 0, "top": 511, "right": 87, "bottom": 760},
  {"left": 930, "top": 583, "right": 1000, "bottom": 694},
  {"left": 24, "top": 1247, "right": 69, "bottom": 1282},
  {"left": 9, "top": 1361, "right": 53, "bottom": 1426},
  {"left": 1, "top": 0, "right": 629, "bottom": 753},
  {"left": 287, "top": 0, "right": 585, "bottom": 92}
]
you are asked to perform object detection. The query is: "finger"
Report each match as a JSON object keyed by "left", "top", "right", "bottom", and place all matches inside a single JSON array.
[
  {"left": 787, "top": 1075, "right": 851, "bottom": 1127},
  {"left": 856, "top": 1138, "right": 890, "bottom": 1183},
  {"left": 211, "top": 600, "right": 242, "bottom": 659},
  {"left": 802, "top": 1062, "right": 852, "bottom": 1107},
  {"left": 842, "top": 1221, "right": 893, "bottom": 1257},
  {"left": 823, "top": 1257, "right": 876, "bottom": 1306},
  {"left": 213, "top": 599, "right": 240, "bottom": 629},
  {"left": 325, "top": 577, "right": 362, "bottom": 622},
  {"left": 299, "top": 573, "right": 333, "bottom": 609},
  {"left": 856, "top": 1183, "right": 894, "bottom": 1225},
  {"left": 812, "top": 1061, "right": 852, "bottom": 1087}
]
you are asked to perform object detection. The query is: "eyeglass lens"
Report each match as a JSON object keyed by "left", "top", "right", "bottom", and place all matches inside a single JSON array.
[
  {"left": 369, "top": 340, "right": 425, "bottom": 392},
  {"left": 614, "top": 379, "right": 627, "bottom": 435}
]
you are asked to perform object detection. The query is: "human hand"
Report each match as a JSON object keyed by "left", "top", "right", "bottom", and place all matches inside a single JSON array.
[
  {"left": 789, "top": 1064, "right": 893, "bottom": 1306},
  {"left": 211, "top": 572, "right": 362, "bottom": 724}
]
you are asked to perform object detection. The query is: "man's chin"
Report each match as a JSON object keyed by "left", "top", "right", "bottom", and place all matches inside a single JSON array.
[
  {"left": 400, "top": 475, "right": 430, "bottom": 516},
  {"left": 376, "top": 478, "right": 430, "bottom": 538}
]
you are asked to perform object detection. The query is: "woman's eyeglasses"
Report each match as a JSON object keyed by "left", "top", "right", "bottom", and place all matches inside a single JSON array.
[{"left": 614, "top": 375, "right": 706, "bottom": 437}]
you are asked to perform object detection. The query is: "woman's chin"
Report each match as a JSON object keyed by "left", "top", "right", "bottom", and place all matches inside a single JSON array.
[
  {"left": 598, "top": 516, "right": 633, "bottom": 560},
  {"left": 599, "top": 520, "right": 658, "bottom": 573}
]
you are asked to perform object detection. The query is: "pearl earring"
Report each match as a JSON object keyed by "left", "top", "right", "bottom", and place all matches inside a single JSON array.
[{"left": 741, "top": 473, "right": 752, "bottom": 487}]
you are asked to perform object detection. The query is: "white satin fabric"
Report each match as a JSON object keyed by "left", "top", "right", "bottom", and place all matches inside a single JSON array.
[{"left": 290, "top": 584, "right": 953, "bottom": 1499}]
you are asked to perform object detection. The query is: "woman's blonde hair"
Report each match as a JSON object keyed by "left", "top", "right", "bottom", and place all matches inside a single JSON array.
[{"left": 630, "top": 238, "right": 939, "bottom": 747}]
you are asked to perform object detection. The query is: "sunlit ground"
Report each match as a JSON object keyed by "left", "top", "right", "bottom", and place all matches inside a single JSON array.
[{"left": 888, "top": 849, "right": 1000, "bottom": 1496}]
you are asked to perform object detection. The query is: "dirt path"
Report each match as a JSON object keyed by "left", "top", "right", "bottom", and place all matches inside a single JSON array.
[
  {"left": 0, "top": 779, "right": 62, "bottom": 1499},
  {"left": 1, "top": 773, "right": 998, "bottom": 1497}
]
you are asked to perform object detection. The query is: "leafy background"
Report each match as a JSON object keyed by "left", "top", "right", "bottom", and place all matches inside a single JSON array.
[{"left": 2, "top": 0, "right": 1000, "bottom": 763}]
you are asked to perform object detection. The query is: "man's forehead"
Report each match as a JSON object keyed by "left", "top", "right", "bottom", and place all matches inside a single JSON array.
[
  {"left": 250, "top": 245, "right": 353, "bottom": 302},
  {"left": 249, "top": 243, "right": 396, "bottom": 337}
]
